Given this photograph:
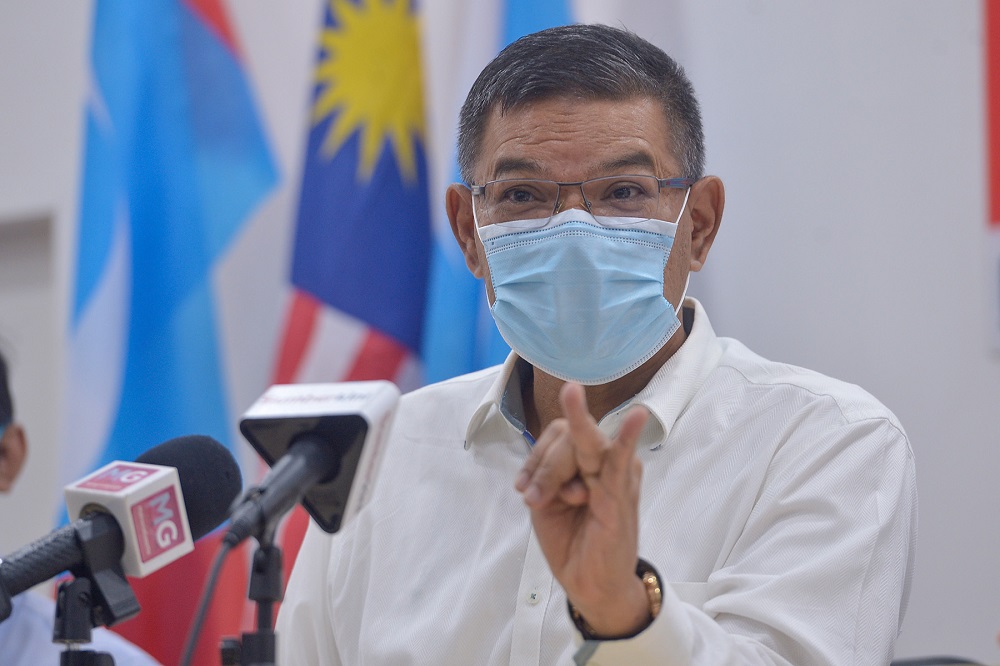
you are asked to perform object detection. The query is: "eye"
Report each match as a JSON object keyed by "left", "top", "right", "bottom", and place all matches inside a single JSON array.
[
  {"left": 491, "top": 181, "right": 558, "bottom": 210},
  {"left": 586, "top": 176, "right": 660, "bottom": 217},
  {"left": 501, "top": 187, "right": 539, "bottom": 204},
  {"left": 601, "top": 179, "right": 653, "bottom": 201}
]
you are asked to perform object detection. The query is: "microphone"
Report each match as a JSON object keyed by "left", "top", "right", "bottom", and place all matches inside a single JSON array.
[
  {"left": 226, "top": 381, "right": 400, "bottom": 546},
  {"left": 0, "top": 435, "right": 242, "bottom": 623}
]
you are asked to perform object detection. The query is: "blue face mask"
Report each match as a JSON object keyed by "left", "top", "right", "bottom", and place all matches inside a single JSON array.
[{"left": 477, "top": 196, "right": 689, "bottom": 385}]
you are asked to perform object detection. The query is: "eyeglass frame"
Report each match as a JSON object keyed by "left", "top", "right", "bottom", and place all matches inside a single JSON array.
[{"left": 469, "top": 174, "right": 697, "bottom": 223}]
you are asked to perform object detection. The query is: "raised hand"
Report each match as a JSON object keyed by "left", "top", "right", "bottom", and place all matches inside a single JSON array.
[{"left": 515, "top": 382, "right": 652, "bottom": 637}]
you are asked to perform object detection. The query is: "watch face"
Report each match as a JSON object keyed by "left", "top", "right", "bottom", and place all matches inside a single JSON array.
[
  {"left": 635, "top": 558, "right": 662, "bottom": 619},
  {"left": 641, "top": 570, "right": 662, "bottom": 618}
]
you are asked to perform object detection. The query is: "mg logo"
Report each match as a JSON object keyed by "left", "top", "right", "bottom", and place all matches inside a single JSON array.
[
  {"left": 132, "top": 486, "right": 188, "bottom": 562},
  {"left": 146, "top": 491, "right": 180, "bottom": 548}
]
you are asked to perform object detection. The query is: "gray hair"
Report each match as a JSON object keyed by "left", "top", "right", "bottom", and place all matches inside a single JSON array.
[{"left": 457, "top": 24, "right": 705, "bottom": 184}]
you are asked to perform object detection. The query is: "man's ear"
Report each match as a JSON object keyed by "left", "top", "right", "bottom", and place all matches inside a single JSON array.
[
  {"left": 446, "top": 183, "right": 487, "bottom": 278},
  {"left": 687, "top": 176, "right": 725, "bottom": 272},
  {"left": 0, "top": 423, "right": 27, "bottom": 493}
]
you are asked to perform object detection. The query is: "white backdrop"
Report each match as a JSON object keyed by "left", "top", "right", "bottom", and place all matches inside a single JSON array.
[{"left": 0, "top": 0, "right": 995, "bottom": 661}]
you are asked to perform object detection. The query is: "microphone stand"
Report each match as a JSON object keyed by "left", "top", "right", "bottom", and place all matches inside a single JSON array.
[
  {"left": 54, "top": 577, "right": 114, "bottom": 666},
  {"left": 220, "top": 522, "right": 283, "bottom": 666},
  {"left": 52, "top": 514, "right": 142, "bottom": 665}
]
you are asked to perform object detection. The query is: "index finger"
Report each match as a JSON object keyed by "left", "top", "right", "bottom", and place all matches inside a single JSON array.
[{"left": 559, "top": 382, "right": 607, "bottom": 477}]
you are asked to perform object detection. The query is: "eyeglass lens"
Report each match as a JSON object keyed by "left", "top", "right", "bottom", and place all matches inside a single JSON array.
[{"left": 477, "top": 175, "right": 662, "bottom": 225}]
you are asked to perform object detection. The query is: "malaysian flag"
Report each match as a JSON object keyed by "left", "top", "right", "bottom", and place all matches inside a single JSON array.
[
  {"left": 275, "top": 0, "right": 431, "bottom": 390},
  {"left": 268, "top": 0, "right": 433, "bottom": 573}
]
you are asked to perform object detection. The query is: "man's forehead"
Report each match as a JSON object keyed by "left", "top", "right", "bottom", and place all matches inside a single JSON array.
[
  {"left": 476, "top": 96, "right": 676, "bottom": 179},
  {"left": 489, "top": 152, "right": 659, "bottom": 181}
]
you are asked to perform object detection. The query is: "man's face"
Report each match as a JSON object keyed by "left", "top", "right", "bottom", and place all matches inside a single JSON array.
[{"left": 451, "top": 95, "right": 698, "bottom": 310}]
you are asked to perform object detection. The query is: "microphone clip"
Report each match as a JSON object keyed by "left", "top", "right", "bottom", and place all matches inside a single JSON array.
[
  {"left": 54, "top": 578, "right": 116, "bottom": 665},
  {"left": 51, "top": 514, "right": 141, "bottom": 664},
  {"left": 67, "top": 512, "right": 141, "bottom": 628}
]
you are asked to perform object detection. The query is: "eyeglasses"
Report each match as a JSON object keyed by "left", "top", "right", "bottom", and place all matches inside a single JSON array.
[{"left": 470, "top": 174, "right": 694, "bottom": 227}]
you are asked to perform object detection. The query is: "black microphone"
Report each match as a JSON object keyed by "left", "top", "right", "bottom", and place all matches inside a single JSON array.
[
  {"left": 225, "top": 381, "right": 400, "bottom": 546},
  {"left": 0, "top": 435, "right": 242, "bottom": 624}
]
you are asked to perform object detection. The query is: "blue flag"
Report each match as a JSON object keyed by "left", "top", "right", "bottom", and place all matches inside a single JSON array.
[{"left": 65, "top": 0, "right": 276, "bottom": 662}]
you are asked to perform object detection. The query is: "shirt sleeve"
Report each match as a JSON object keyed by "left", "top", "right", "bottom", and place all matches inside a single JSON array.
[
  {"left": 577, "top": 416, "right": 917, "bottom": 666},
  {"left": 276, "top": 519, "right": 342, "bottom": 666}
]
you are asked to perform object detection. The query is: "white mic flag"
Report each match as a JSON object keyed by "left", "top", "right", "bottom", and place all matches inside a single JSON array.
[
  {"left": 234, "top": 380, "right": 399, "bottom": 540},
  {"left": 65, "top": 461, "right": 193, "bottom": 577}
]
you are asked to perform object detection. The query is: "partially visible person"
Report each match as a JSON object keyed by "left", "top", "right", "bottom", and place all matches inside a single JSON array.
[{"left": 0, "top": 350, "right": 161, "bottom": 666}]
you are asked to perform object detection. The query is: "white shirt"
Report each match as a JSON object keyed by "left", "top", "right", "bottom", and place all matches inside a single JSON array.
[
  {"left": 0, "top": 591, "right": 161, "bottom": 666},
  {"left": 277, "top": 298, "right": 916, "bottom": 665}
]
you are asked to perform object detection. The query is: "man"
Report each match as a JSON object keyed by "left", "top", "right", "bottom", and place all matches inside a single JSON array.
[
  {"left": 277, "top": 24, "right": 916, "bottom": 665},
  {"left": 0, "top": 351, "right": 160, "bottom": 665}
]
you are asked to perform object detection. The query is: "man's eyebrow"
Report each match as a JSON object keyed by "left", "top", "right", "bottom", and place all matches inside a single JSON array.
[
  {"left": 485, "top": 152, "right": 659, "bottom": 182},
  {"left": 489, "top": 157, "right": 544, "bottom": 181},
  {"left": 596, "top": 152, "right": 658, "bottom": 174}
]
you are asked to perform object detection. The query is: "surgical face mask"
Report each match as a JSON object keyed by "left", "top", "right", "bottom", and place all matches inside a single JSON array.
[{"left": 476, "top": 194, "right": 689, "bottom": 385}]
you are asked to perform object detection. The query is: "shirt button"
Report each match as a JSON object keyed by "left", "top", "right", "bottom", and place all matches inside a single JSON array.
[{"left": 527, "top": 590, "right": 541, "bottom": 605}]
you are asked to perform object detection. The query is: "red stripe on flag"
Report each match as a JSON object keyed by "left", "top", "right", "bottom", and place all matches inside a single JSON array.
[
  {"left": 988, "top": 0, "right": 1000, "bottom": 226},
  {"left": 273, "top": 291, "right": 322, "bottom": 383},
  {"left": 344, "top": 329, "right": 410, "bottom": 381},
  {"left": 111, "top": 533, "right": 249, "bottom": 666},
  {"left": 183, "top": 0, "right": 243, "bottom": 57}
]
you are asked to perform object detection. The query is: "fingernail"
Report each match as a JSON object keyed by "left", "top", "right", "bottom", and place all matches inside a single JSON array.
[{"left": 514, "top": 470, "right": 530, "bottom": 491}]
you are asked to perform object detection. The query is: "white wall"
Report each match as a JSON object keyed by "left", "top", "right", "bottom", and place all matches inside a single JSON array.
[
  {"left": 0, "top": 0, "right": 995, "bottom": 661},
  {"left": 673, "top": 4, "right": 998, "bottom": 660},
  {"left": 0, "top": 0, "right": 90, "bottom": 554}
]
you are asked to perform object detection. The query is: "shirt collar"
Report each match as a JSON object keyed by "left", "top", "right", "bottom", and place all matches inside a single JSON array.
[
  {"left": 623, "top": 297, "right": 724, "bottom": 449},
  {"left": 465, "top": 297, "right": 724, "bottom": 450},
  {"left": 464, "top": 353, "right": 524, "bottom": 449}
]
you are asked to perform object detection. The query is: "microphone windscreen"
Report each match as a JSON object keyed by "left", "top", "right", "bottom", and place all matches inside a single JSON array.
[{"left": 137, "top": 435, "right": 243, "bottom": 540}]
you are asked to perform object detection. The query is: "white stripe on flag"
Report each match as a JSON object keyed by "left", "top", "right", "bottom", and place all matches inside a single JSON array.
[
  {"left": 60, "top": 203, "right": 131, "bottom": 488},
  {"left": 293, "top": 305, "right": 369, "bottom": 383}
]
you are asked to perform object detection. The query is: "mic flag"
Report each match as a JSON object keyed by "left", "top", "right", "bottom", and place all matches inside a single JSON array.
[
  {"left": 65, "top": 461, "right": 192, "bottom": 578},
  {"left": 233, "top": 380, "right": 399, "bottom": 541}
]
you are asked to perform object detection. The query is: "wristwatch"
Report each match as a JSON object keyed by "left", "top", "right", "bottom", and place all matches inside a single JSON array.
[{"left": 569, "top": 558, "right": 663, "bottom": 640}]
